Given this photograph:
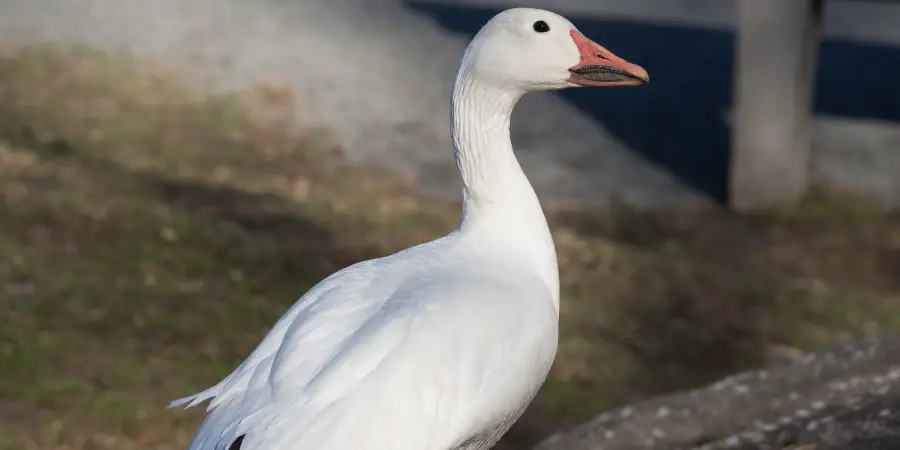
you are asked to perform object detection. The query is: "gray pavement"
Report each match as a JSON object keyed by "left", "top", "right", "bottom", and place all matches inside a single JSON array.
[{"left": 2, "top": 0, "right": 899, "bottom": 208}]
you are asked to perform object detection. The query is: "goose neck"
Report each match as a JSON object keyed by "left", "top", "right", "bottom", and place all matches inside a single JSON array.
[
  {"left": 450, "top": 73, "right": 559, "bottom": 307},
  {"left": 451, "top": 74, "right": 528, "bottom": 212}
]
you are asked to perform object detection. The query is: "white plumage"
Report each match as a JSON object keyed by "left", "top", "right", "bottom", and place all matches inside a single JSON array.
[{"left": 170, "top": 7, "right": 647, "bottom": 450}]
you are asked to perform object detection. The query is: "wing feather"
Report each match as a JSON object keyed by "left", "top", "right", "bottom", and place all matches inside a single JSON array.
[
  {"left": 170, "top": 241, "right": 557, "bottom": 450},
  {"left": 170, "top": 258, "right": 390, "bottom": 450}
]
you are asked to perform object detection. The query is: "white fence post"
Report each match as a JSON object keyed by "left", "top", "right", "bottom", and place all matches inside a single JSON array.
[{"left": 730, "top": 0, "right": 824, "bottom": 211}]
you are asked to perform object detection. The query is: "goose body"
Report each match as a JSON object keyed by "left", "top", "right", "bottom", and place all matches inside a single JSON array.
[{"left": 171, "top": 8, "right": 647, "bottom": 450}]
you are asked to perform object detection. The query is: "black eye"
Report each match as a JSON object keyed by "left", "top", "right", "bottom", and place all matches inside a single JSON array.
[{"left": 532, "top": 20, "right": 550, "bottom": 33}]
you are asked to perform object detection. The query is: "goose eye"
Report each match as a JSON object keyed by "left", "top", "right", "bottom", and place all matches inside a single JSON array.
[{"left": 532, "top": 21, "right": 550, "bottom": 33}]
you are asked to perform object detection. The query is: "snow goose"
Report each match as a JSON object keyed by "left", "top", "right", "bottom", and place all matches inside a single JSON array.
[{"left": 170, "top": 7, "right": 648, "bottom": 450}]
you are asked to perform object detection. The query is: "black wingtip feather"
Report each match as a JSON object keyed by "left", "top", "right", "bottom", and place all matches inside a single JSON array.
[{"left": 228, "top": 435, "right": 245, "bottom": 450}]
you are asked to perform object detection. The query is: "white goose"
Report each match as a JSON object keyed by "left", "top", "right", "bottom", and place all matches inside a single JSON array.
[{"left": 170, "top": 7, "right": 647, "bottom": 450}]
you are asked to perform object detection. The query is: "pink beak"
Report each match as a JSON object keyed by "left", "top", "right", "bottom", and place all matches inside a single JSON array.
[{"left": 567, "top": 30, "right": 649, "bottom": 87}]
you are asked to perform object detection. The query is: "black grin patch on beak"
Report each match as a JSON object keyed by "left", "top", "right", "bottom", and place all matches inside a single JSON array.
[{"left": 569, "top": 65, "right": 647, "bottom": 83}]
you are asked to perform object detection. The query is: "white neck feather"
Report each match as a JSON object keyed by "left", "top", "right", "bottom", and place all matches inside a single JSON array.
[{"left": 449, "top": 68, "right": 560, "bottom": 307}]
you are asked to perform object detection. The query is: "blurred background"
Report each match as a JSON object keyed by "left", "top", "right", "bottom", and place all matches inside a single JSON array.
[{"left": 1, "top": 0, "right": 899, "bottom": 449}]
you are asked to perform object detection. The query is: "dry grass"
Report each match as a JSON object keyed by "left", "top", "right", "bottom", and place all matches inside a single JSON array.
[{"left": 1, "top": 45, "right": 899, "bottom": 450}]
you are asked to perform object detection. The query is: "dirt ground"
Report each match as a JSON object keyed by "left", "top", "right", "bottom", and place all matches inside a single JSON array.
[{"left": 1, "top": 46, "right": 899, "bottom": 450}]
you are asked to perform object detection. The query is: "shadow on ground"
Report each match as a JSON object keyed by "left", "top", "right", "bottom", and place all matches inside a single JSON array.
[
  {"left": 405, "top": 1, "right": 900, "bottom": 203},
  {"left": 3, "top": 142, "right": 383, "bottom": 344}
]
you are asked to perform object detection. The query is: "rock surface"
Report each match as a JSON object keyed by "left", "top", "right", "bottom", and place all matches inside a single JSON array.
[{"left": 534, "top": 335, "right": 900, "bottom": 450}]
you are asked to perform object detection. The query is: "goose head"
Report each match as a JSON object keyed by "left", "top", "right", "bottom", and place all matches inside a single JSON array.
[{"left": 459, "top": 8, "right": 649, "bottom": 92}]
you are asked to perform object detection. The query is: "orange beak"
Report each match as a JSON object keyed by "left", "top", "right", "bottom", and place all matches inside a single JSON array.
[{"left": 567, "top": 30, "right": 649, "bottom": 87}]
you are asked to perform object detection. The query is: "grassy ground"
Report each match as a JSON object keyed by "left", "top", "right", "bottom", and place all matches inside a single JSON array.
[{"left": 1, "top": 46, "right": 900, "bottom": 450}]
